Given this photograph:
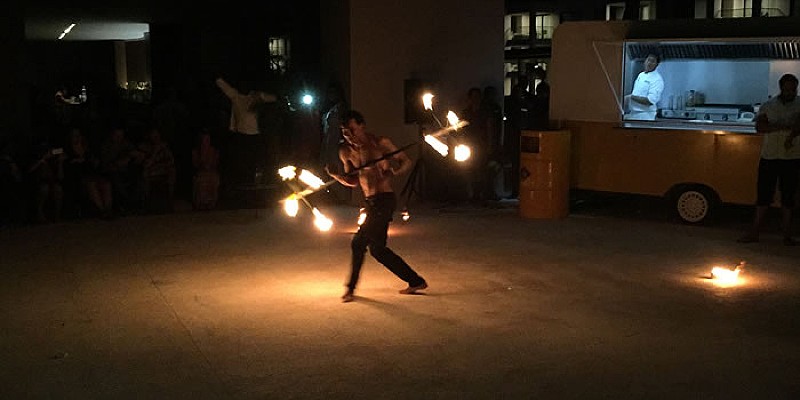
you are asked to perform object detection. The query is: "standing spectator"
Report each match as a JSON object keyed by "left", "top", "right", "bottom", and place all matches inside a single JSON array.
[
  {"left": 192, "top": 128, "right": 220, "bottom": 210},
  {"left": 504, "top": 81, "right": 528, "bottom": 198},
  {"left": 738, "top": 73, "right": 800, "bottom": 246},
  {"left": 461, "top": 87, "right": 489, "bottom": 202},
  {"left": 215, "top": 77, "right": 277, "bottom": 190},
  {"left": 529, "top": 66, "right": 551, "bottom": 129},
  {"left": 482, "top": 85, "right": 504, "bottom": 199},
  {"left": 0, "top": 139, "right": 25, "bottom": 227},
  {"left": 320, "top": 82, "right": 349, "bottom": 203}
]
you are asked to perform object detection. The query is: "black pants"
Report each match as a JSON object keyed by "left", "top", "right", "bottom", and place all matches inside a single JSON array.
[{"left": 347, "top": 192, "right": 424, "bottom": 291}]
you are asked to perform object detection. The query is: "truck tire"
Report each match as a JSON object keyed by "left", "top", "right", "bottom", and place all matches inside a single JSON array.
[{"left": 671, "top": 185, "right": 717, "bottom": 224}]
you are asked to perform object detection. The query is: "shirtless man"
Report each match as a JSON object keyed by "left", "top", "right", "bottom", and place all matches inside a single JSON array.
[{"left": 326, "top": 110, "right": 428, "bottom": 302}]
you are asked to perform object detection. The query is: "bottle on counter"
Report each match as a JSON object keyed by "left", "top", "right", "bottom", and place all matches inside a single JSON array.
[
  {"left": 686, "top": 90, "right": 696, "bottom": 108},
  {"left": 79, "top": 85, "right": 87, "bottom": 103}
]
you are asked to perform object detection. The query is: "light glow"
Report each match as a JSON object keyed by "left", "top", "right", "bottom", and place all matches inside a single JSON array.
[
  {"left": 454, "top": 144, "right": 471, "bottom": 162},
  {"left": 710, "top": 262, "right": 745, "bottom": 287},
  {"left": 283, "top": 195, "right": 299, "bottom": 217},
  {"left": 424, "top": 135, "right": 449, "bottom": 157},
  {"left": 312, "top": 208, "right": 333, "bottom": 231},
  {"left": 58, "top": 23, "right": 76, "bottom": 40},
  {"left": 401, "top": 210, "right": 410, "bottom": 222},
  {"left": 302, "top": 94, "right": 314, "bottom": 105},
  {"left": 357, "top": 208, "right": 367, "bottom": 225},
  {"left": 422, "top": 93, "right": 434, "bottom": 110},
  {"left": 298, "top": 169, "right": 325, "bottom": 189},
  {"left": 446, "top": 111, "right": 460, "bottom": 129},
  {"left": 278, "top": 165, "right": 297, "bottom": 181}
]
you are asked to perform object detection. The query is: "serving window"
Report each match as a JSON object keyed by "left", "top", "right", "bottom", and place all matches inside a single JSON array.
[{"left": 620, "top": 38, "right": 800, "bottom": 133}]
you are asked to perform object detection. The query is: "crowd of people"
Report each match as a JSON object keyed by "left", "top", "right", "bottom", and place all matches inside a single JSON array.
[{"left": 1, "top": 71, "right": 556, "bottom": 228}]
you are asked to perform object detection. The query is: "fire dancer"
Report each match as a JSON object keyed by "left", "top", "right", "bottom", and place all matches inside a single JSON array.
[{"left": 326, "top": 110, "right": 428, "bottom": 302}]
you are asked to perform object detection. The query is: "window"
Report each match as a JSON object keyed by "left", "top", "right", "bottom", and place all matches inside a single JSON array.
[
  {"left": 715, "top": 0, "right": 752, "bottom": 17},
  {"left": 534, "top": 13, "right": 559, "bottom": 40},
  {"left": 268, "top": 36, "right": 289, "bottom": 74},
  {"left": 607, "top": 1, "right": 656, "bottom": 20},
  {"left": 505, "top": 13, "right": 530, "bottom": 41},
  {"left": 761, "top": 0, "right": 790, "bottom": 16}
]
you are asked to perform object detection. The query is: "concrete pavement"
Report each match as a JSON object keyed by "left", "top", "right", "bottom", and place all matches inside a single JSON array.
[{"left": 1, "top": 202, "right": 799, "bottom": 399}]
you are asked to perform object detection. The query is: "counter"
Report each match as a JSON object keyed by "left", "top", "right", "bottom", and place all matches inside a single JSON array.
[{"left": 622, "top": 118, "right": 756, "bottom": 134}]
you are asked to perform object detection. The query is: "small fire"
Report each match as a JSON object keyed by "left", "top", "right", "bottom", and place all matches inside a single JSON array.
[
  {"left": 283, "top": 194, "right": 299, "bottom": 217},
  {"left": 298, "top": 169, "right": 325, "bottom": 189},
  {"left": 278, "top": 165, "right": 297, "bottom": 181},
  {"left": 710, "top": 261, "right": 745, "bottom": 286},
  {"left": 454, "top": 144, "right": 471, "bottom": 162},
  {"left": 357, "top": 208, "right": 367, "bottom": 225},
  {"left": 446, "top": 111, "right": 460, "bottom": 129},
  {"left": 424, "top": 134, "right": 449, "bottom": 157},
  {"left": 312, "top": 208, "right": 333, "bottom": 231},
  {"left": 422, "top": 93, "right": 434, "bottom": 110}
]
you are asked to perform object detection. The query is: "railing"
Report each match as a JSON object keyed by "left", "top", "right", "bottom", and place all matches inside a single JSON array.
[
  {"left": 534, "top": 25, "right": 553, "bottom": 40},
  {"left": 505, "top": 26, "right": 530, "bottom": 41},
  {"left": 505, "top": 25, "right": 554, "bottom": 42},
  {"left": 715, "top": 7, "right": 788, "bottom": 17}
]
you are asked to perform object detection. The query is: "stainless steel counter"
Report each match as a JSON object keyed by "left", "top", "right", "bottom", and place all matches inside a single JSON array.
[{"left": 622, "top": 118, "right": 756, "bottom": 134}]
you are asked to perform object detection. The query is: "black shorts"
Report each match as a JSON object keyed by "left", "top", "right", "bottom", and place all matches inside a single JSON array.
[{"left": 756, "top": 158, "right": 800, "bottom": 207}]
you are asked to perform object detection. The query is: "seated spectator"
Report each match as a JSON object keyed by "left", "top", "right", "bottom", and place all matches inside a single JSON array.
[
  {"left": 63, "top": 128, "right": 113, "bottom": 219},
  {"left": 27, "top": 141, "right": 65, "bottom": 223},
  {"left": 192, "top": 128, "right": 220, "bottom": 210},
  {"left": 0, "top": 139, "right": 25, "bottom": 227},
  {"left": 100, "top": 127, "right": 137, "bottom": 213},
  {"left": 136, "top": 127, "right": 176, "bottom": 213}
]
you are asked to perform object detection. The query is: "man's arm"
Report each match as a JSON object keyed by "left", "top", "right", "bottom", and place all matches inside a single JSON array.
[
  {"left": 215, "top": 78, "right": 238, "bottom": 99},
  {"left": 380, "top": 137, "right": 412, "bottom": 176},
  {"left": 326, "top": 148, "right": 358, "bottom": 187}
]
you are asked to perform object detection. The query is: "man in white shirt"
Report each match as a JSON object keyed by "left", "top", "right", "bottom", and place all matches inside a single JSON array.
[
  {"left": 624, "top": 54, "right": 664, "bottom": 121},
  {"left": 215, "top": 77, "right": 277, "bottom": 189},
  {"left": 738, "top": 73, "right": 800, "bottom": 246}
]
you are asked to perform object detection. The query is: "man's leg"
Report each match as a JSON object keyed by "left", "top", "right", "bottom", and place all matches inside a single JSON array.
[
  {"left": 368, "top": 244, "right": 427, "bottom": 292},
  {"left": 343, "top": 233, "right": 369, "bottom": 302}
]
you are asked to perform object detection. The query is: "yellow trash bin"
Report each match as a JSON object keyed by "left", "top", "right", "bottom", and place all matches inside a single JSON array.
[{"left": 519, "top": 130, "right": 571, "bottom": 219}]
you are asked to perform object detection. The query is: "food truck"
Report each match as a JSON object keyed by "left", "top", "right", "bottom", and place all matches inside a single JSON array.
[{"left": 549, "top": 18, "right": 800, "bottom": 223}]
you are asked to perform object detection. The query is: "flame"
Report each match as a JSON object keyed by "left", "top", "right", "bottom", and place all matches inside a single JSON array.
[
  {"left": 454, "top": 144, "right": 471, "bottom": 162},
  {"left": 357, "top": 208, "right": 367, "bottom": 225},
  {"left": 401, "top": 209, "right": 410, "bottom": 222},
  {"left": 710, "top": 261, "right": 745, "bottom": 287},
  {"left": 424, "top": 134, "right": 449, "bottom": 157},
  {"left": 278, "top": 165, "right": 297, "bottom": 181},
  {"left": 312, "top": 208, "right": 333, "bottom": 231},
  {"left": 446, "top": 111, "right": 460, "bottom": 129},
  {"left": 283, "top": 195, "right": 299, "bottom": 217},
  {"left": 422, "top": 93, "right": 434, "bottom": 110},
  {"left": 298, "top": 169, "right": 325, "bottom": 189}
]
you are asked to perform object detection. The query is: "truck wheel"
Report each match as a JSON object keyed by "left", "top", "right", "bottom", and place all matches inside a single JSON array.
[{"left": 672, "top": 186, "right": 715, "bottom": 224}]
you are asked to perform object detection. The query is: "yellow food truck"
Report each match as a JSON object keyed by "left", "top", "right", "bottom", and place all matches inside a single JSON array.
[{"left": 549, "top": 18, "right": 800, "bottom": 223}]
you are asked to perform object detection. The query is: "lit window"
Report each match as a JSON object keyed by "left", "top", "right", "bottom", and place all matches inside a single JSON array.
[
  {"left": 504, "top": 13, "right": 530, "bottom": 41},
  {"left": 268, "top": 37, "right": 289, "bottom": 74},
  {"left": 715, "top": 0, "right": 753, "bottom": 18},
  {"left": 534, "top": 13, "right": 559, "bottom": 40},
  {"left": 761, "top": 0, "right": 790, "bottom": 16}
]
